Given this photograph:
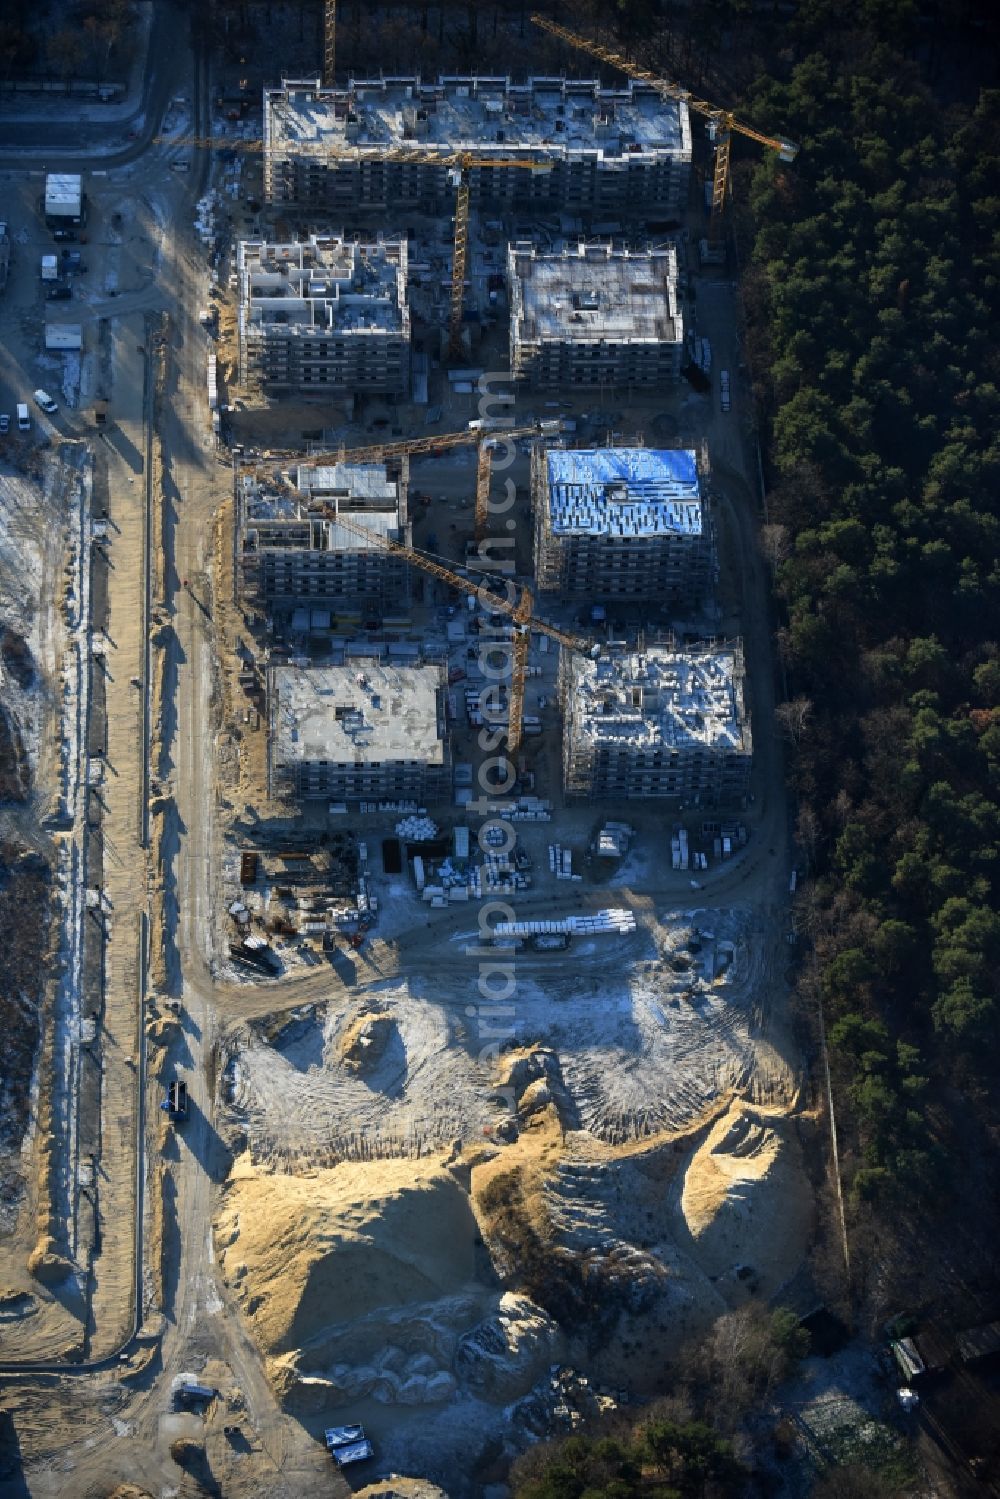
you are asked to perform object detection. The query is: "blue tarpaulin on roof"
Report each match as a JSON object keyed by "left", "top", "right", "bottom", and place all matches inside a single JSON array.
[{"left": 545, "top": 448, "right": 701, "bottom": 536}]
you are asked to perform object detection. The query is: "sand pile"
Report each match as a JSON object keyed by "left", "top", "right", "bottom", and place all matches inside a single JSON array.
[
  {"left": 678, "top": 1103, "right": 812, "bottom": 1290},
  {"left": 217, "top": 1151, "right": 518, "bottom": 1410},
  {"left": 217, "top": 1154, "right": 478, "bottom": 1356},
  {"left": 355, "top": 1483, "right": 449, "bottom": 1499},
  {"left": 340, "top": 1011, "right": 396, "bottom": 1074}
]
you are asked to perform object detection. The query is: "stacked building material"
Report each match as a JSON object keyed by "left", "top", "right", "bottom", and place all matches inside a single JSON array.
[
  {"left": 493, "top": 908, "right": 636, "bottom": 937},
  {"left": 396, "top": 814, "right": 439, "bottom": 840}
]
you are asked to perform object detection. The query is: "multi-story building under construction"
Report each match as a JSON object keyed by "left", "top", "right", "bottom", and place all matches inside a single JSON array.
[
  {"left": 560, "top": 641, "right": 752, "bottom": 807},
  {"left": 263, "top": 76, "right": 691, "bottom": 216},
  {"left": 237, "top": 460, "right": 412, "bottom": 623},
  {"left": 237, "top": 235, "right": 410, "bottom": 395},
  {"left": 532, "top": 446, "right": 711, "bottom": 604},
  {"left": 508, "top": 242, "right": 684, "bottom": 388},
  {"left": 269, "top": 661, "right": 450, "bottom": 804}
]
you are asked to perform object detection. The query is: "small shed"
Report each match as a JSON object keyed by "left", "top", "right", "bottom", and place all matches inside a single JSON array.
[
  {"left": 956, "top": 1321, "right": 1000, "bottom": 1365},
  {"left": 45, "top": 324, "right": 82, "bottom": 351}
]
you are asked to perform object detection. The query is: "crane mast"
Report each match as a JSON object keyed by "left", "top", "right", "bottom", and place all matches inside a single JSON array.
[
  {"left": 323, "top": 0, "right": 336, "bottom": 86},
  {"left": 156, "top": 130, "right": 551, "bottom": 358},
  {"left": 239, "top": 424, "right": 543, "bottom": 543},
  {"left": 318, "top": 506, "right": 593, "bottom": 757},
  {"left": 530, "top": 13, "right": 797, "bottom": 234}
]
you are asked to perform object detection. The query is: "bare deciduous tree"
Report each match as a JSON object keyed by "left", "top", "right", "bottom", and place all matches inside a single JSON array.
[
  {"left": 775, "top": 696, "right": 813, "bottom": 743},
  {"left": 759, "top": 520, "right": 790, "bottom": 571},
  {"left": 795, "top": 803, "right": 821, "bottom": 866},
  {"left": 49, "top": 29, "right": 84, "bottom": 90}
]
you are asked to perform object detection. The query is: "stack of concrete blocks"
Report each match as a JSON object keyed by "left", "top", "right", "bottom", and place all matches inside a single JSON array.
[{"left": 493, "top": 909, "right": 637, "bottom": 937}]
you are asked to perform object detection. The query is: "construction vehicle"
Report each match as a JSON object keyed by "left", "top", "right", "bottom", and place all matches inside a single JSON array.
[
  {"left": 317, "top": 507, "right": 596, "bottom": 758},
  {"left": 531, "top": 14, "right": 797, "bottom": 237},
  {"left": 154, "top": 131, "right": 552, "bottom": 356},
  {"left": 325, "top": 1424, "right": 365, "bottom": 1452},
  {"left": 162, "top": 1079, "right": 187, "bottom": 1119},
  {"left": 240, "top": 421, "right": 553, "bottom": 541}
]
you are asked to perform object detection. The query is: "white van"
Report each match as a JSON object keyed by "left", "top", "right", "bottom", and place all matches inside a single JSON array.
[
  {"left": 33, "top": 389, "right": 58, "bottom": 415},
  {"left": 16, "top": 403, "right": 30, "bottom": 431}
]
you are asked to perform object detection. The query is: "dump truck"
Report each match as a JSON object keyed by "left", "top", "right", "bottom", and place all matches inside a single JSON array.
[
  {"left": 331, "top": 1439, "right": 374, "bottom": 1468},
  {"left": 326, "top": 1424, "right": 374, "bottom": 1467},
  {"left": 174, "top": 1381, "right": 216, "bottom": 1406},
  {"left": 161, "top": 1079, "right": 187, "bottom": 1118},
  {"left": 325, "top": 1425, "right": 364, "bottom": 1451}
]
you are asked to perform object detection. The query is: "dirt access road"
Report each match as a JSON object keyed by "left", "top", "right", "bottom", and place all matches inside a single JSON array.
[{"left": 0, "top": 33, "right": 340, "bottom": 1498}]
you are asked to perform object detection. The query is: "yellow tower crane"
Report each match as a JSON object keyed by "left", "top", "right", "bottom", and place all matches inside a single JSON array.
[
  {"left": 240, "top": 422, "right": 546, "bottom": 540},
  {"left": 324, "top": 0, "right": 336, "bottom": 86},
  {"left": 156, "top": 131, "right": 552, "bottom": 355},
  {"left": 530, "top": 13, "right": 797, "bottom": 230},
  {"left": 314, "top": 506, "right": 595, "bottom": 758}
]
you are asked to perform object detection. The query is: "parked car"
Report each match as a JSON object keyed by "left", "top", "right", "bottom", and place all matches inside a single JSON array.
[
  {"left": 52, "top": 228, "right": 77, "bottom": 242},
  {"left": 47, "top": 284, "right": 72, "bottom": 300},
  {"left": 719, "top": 369, "right": 731, "bottom": 412},
  {"left": 0, "top": 414, "right": 8, "bottom": 435},
  {"left": 33, "top": 390, "right": 58, "bottom": 415}
]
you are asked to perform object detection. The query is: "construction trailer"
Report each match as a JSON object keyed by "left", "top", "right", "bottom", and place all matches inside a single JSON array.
[
  {"left": 236, "top": 460, "right": 412, "bottom": 620},
  {"left": 262, "top": 75, "right": 691, "bottom": 216},
  {"left": 268, "top": 661, "right": 451, "bottom": 804},
  {"left": 508, "top": 241, "right": 684, "bottom": 388},
  {"left": 325, "top": 1424, "right": 366, "bottom": 1456},
  {"left": 44, "top": 173, "right": 84, "bottom": 228},
  {"left": 44, "top": 324, "right": 83, "bottom": 352},
  {"left": 237, "top": 235, "right": 410, "bottom": 395},
  {"left": 532, "top": 445, "right": 712, "bottom": 605},
  {"left": 560, "top": 640, "right": 752, "bottom": 807}
]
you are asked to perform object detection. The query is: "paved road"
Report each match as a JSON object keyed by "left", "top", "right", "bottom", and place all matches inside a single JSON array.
[{"left": 0, "top": 2, "right": 187, "bottom": 168}]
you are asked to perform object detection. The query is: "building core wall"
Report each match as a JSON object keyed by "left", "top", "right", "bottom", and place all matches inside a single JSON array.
[
  {"left": 238, "top": 235, "right": 410, "bottom": 395},
  {"left": 238, "top": 460, "right": 412, "bottom": 617},
  {"left": 509, "top": 243, "right": 683, "bottom": 389},
  {"left": 263, "top": 76, "right": 691, "bottom": 218},
  {"left": 560, "top": 642, "right": 751, "bottom": 807}
]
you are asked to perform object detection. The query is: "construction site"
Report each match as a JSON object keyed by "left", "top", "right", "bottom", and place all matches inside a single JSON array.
[
  {"left": 262, "top": 72, "right": 692, "bottom": 215},
  {"left": 237, "top": 234, "right": 411, "bottom": 394},
  {"left": 532, "top": 444, "right": 712, "bottom": 602},
  {"left": 0, "top": 9, "right": 840, "bottom": 1499},
  {"left": 237, "top": 457, "right": 412, "bottom": 619},
  {"left": 508, "top": 241, "right": 685, "bottom": 387},
  {"left": 560, "top": 641, "right": 752, "bottom": 805}
]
